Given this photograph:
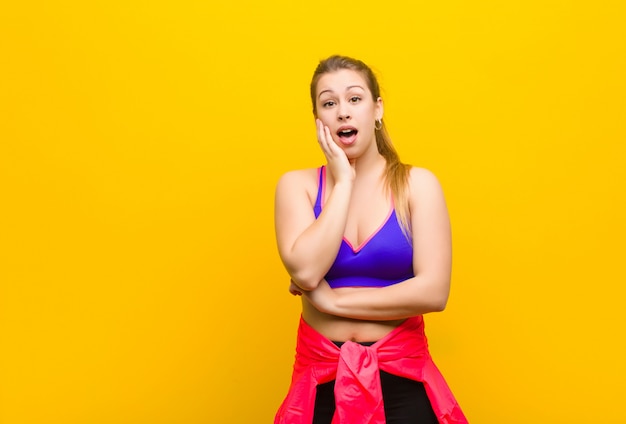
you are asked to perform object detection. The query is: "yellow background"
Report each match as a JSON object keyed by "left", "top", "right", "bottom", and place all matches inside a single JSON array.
[{"left": 1, "top": 0, "right": 625, "bottom": 422}]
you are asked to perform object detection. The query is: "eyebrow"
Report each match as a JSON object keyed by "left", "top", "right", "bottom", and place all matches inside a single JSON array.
[{"left": 318, "top": 85, "right": 365, "bottom": 99}]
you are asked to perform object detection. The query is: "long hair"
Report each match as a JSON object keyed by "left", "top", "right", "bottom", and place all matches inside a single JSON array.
[{"left": 310, "top": 55, "right": 413, "bottom": 237}]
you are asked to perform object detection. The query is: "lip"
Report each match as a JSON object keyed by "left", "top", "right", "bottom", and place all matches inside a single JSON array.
[
  {"left": 336, "top": 125, "right": 358, "bottom": 146},
  {"left": 336, "top": 125, "right": 357, "bottom": 134}
]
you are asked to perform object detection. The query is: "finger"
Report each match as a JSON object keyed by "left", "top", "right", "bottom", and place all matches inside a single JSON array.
[
  {"left": 289, "top": 279, "right": 302, "bottom": 296},
  {"left": 323, "top": 125, "right": 339, "bottom": 154},
  {"left": 318, "top": 121, "right": 333, "bottom": 156},
  {"left": 289, "top": 287, "right": 302, "bottom": 296},
  {"left": 316, "top": 119, "right": 324, "bottom": 144},
  {"left": 316, "top": 121, "right": 329, "bottom": 155}
]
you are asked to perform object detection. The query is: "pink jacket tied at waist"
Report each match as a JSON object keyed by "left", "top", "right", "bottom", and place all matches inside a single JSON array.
[{"left": 275, "top": 316, "right": 468, "bottom": 424}]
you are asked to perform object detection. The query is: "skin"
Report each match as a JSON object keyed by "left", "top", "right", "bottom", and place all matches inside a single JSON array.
[{"left": 274, "top": 69, "right": 452, "bottom": 342}]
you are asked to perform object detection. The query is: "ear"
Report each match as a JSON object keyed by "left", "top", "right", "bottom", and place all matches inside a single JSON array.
[{"left": 375, "top": 97, "right": 384, "bottom": 121}]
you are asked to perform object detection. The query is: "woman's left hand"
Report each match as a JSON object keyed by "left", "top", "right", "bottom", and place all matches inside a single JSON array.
[
  {"left": 303, "top": 280, "right": 337, "bottom": 314},
  {"left": 288, "top": 279, "right": 303, "bottom": 296}
]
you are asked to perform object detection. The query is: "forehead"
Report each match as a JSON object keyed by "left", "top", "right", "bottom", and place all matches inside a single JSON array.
[{"left": 316, "top": 69, "right": 368, "bottom": 96}]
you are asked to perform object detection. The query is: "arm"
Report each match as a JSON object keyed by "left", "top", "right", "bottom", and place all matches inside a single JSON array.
[
  {"left": 274, "top": 120, "right": 355, "bottom": 290},
  {"left": 304, "top": 168, "right": 452, "bottom": 319}
]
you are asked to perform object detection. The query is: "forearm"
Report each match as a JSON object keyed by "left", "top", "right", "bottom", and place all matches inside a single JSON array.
[
  {"left": 283, "top": 181, "right": 353, "bottom": 289},
  {"left": 325, "top": 276, "right": 450, "bottom": 320}
]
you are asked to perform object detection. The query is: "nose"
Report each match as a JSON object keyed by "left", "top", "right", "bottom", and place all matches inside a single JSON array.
[
  {"left": 337, "top": 102, "right": 351, "bottom": 121},
  {"left": 338, "top": 109, "right": 351, "bottom": 121}
]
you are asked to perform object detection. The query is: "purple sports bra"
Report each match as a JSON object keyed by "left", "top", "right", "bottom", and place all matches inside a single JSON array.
[{"left": 313, "top": 166, "right": 414, "bottom": 289}]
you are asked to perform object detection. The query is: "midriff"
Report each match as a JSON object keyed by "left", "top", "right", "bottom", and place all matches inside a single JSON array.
[{"left": 301, "top": 288, "right": 406, "bottom": 342}]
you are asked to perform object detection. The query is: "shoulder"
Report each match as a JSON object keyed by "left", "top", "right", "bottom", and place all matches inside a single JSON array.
[
  {"left": 276, "top": 167, "right": 320, "bottom": 188},
  {"left": 275, "top": 167, "right": 322, "bottom": 200},
  {"left": 407, "top": 167, "right": 443, "bottom": 189},
  {"left": 406, "top": 167, "right": 446, "bottom": 203}
]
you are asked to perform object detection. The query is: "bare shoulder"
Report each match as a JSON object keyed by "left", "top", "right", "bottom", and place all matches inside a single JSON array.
[
  {"left": 276, "top": 167, "right": 319, "bottom": 190},
  {"left": 407, "top": 167, "right": 445, "bottom": 196},
  {"left": 275, "top": 167, "right": 320, "bottom": 203},
  {"left": 277, "top": 168, "right": 317, "bottom": 186}
]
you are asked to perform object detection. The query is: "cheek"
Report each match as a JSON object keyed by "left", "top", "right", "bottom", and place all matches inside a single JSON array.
[{"left": 316, "top": 112, "right": 333, "bottom": 127}]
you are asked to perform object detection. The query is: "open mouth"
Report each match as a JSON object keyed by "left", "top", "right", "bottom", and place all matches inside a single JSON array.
[{"left": 337, "top": 128, "right": 358, "bottom": 141}]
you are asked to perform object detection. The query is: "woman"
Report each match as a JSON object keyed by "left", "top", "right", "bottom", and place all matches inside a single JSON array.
[{"left": 274, "top": 55, "right": 468, "bottom": 424}]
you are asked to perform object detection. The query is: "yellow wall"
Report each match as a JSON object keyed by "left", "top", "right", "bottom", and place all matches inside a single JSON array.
[{"left": 1, "top": 1, "right": 624, "bottom": 422}]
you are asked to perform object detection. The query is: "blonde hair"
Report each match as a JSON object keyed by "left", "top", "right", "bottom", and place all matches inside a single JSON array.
[{"left": 310, "top": 55, "right": 413, "bottom": 237}]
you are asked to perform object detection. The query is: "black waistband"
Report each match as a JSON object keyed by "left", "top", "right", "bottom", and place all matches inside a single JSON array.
[{"left": 332, "top": 340, "right": 376, "bottom": 348}]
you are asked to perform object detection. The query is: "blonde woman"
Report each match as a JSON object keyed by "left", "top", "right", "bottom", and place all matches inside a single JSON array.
[{"left": 274, "top": 55, "right": 468, "bottom": 424}]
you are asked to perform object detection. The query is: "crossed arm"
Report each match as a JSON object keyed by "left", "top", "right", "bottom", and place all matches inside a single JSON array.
[
  {"left": 274, "top": 120, "right": 356, "bottom": 291},
  {"left": 275, "top": 123, "right": 451, "bottom": 320},
  {"left": 278, "top": 164, "right": 452, "bottom": 320},
  {"left": 301, "top": 168, "right": 452, "bottom": 321}
]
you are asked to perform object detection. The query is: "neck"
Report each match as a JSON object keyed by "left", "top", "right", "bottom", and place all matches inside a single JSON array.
[
  {"left": 351, "top": 153, "right": 386, "bottom": 183},
  {"left": 350, "top": 134, "right": 386, "bottom": 178}
]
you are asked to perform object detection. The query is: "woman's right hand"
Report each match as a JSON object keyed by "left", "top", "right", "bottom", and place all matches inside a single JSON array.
[{"left": 316, "top": 119, "right": 355, "bottom": 184}]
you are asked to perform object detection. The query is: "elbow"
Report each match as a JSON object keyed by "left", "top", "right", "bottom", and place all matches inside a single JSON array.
[
  {"left": 281, "top": 256, "right": 325, "bottom": 291},
  {"left": 407, "top": 294, "right": 447, "bottom": 316},
  {"left": 422, "top": 285, "right": 449, "bottom": 313},
  {"left": 430, "top": 291, "right": 449, "bottom": 312},
  {"left": 424, "top": 276, "right": 450, "bottom": 313},
  {"left": 289, "top": 270, "right": 323, "bottom": 291},
  {"left": 297, "top": 279, "right": 320, "bottom": 292},
  {"left": 431, "top": 298, "right": 448, "bottom": 313}
]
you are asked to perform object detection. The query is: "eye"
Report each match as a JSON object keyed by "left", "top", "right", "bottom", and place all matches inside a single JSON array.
[
  {"left": 349, "top": 96, "right": 361, "bottom": 103},
  {"left": 322, "top": 100, "right": 336, "bottom": 108}
]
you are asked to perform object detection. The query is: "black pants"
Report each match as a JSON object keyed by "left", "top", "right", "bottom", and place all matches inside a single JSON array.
[{"left": 312, "top": 342, "right": 438, "bottom": 424}]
